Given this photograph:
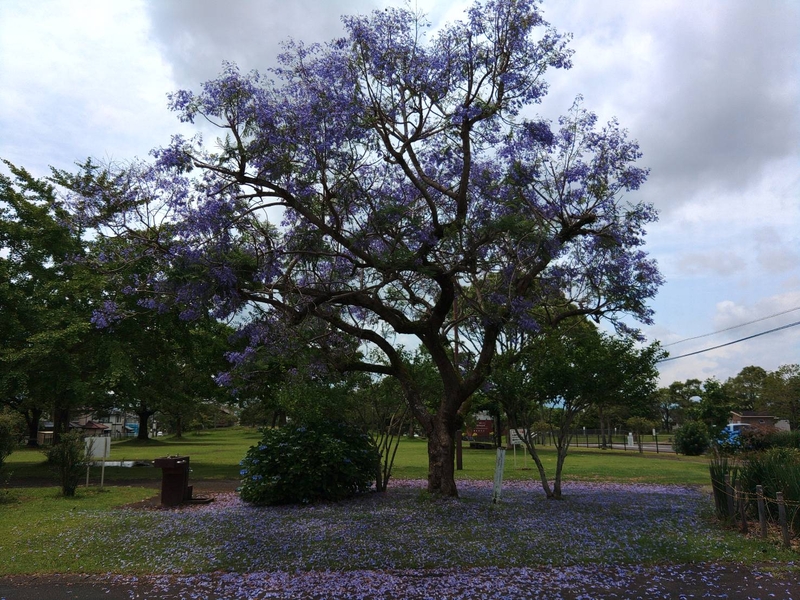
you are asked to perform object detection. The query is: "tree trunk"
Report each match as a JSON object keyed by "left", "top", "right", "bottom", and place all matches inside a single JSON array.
[
  {"left": 52, "top": 404, "right": 71, "bottom": 444},
  {"left": 553, "top": 444, "right": 568, "bottom": 500},
  {"left": 426, "top": 417, "right": 458, "bottom": 497},
  {"left": 174, "top": 415, "right": 183, "bottom": 438},
  {"left": 136, "top": 409, "right": 154, "bottom": 440},
  {"left": 525, "top": 439, "right": 555, "bottom": 499},
  {"left": 23, "top": 407, "right": 43, "bottom": 447}
]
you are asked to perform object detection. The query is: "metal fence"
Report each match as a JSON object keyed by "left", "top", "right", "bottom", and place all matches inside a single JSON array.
[{"left": 518, "top": 429, "right": 675, "bottom": 453}]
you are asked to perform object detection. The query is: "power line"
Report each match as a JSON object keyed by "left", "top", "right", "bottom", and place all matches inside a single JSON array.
[
  {"left": 658, "top": 320, "right": 800, "bottom": 362},
  {"left": 664, "top": 305, "right": 800, "bottom": 347}
]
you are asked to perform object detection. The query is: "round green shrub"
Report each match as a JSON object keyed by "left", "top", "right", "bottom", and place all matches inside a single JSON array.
[
  {"left": 238, "top": 422, "right": 379, "bottom": 505},
  {"left": 674, "top": 420, "right": 710, "bottom": 456}
]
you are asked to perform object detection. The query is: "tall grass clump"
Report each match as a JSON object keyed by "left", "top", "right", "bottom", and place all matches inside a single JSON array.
[
  {"left": 709, "top": 453, "right": 739, "bottom": 521},
  {"left": 739, "top": 448, "right": 800, "bottom": 534}
]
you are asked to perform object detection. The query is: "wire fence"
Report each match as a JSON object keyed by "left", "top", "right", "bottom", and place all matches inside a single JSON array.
[
  {"left": 520, "top": 429, "right": 674, "bottom": 454},
  {"left": 710, "top": 470, "right": 799, "bottom": 549}
]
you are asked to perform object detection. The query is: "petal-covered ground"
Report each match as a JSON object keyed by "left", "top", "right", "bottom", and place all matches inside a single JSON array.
[
  {"left": 3, "top": 481, "right": 796, "bottom": 599},
  {"left": 49, "top": 480, "right": 773, "bottom": 572}
]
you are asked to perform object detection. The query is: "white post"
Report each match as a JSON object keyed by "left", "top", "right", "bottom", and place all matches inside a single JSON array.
[{"left": 492, "top": 448, "right": 506, "bottom": 504}]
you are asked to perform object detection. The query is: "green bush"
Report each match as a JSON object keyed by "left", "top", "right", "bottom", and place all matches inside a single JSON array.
[
  {"left": 739, "top": 425, "right": 779, "bottom": 452},
  {"left": 45, "top": 431, "right": 90, "bottom": 497},
  {"left": 767, "top": 430, "right": 800, "bottom": 449},
  {"left": 674, "top": 421, "right": 709, "bottom": 456},
  {"left": 238, "top": 422, "right": 379, "bottom": 505}
]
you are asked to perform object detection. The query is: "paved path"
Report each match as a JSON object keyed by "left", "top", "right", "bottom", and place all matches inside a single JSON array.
[{"left": 1, "top": 564, "right": 797, "bottom": 599}]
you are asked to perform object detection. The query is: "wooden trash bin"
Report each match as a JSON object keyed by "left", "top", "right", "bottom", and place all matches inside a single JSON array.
[{"left": 153, "top": 456, "right": 193, "bottom": 507}]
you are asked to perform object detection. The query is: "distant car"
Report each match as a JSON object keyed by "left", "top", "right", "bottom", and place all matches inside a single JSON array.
[
  {"left": 717, "top": 422, "right": 751, "bottom": 447},
  {"left": 722, "top": 423, "right": 750, "bottom": 437}
]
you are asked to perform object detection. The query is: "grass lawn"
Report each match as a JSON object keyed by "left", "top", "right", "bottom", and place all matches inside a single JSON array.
[
  {"left": 3, "top": 426, "right": 711, "bottom": 486},
  {"left": 393, "top": 438, "right": 711, "bottom": 485}
]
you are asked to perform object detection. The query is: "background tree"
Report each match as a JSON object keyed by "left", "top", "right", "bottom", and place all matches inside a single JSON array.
[
  {"left": 0, "top": 409, "right": 24, "bottom": 477},
  {"left": 1, "top": 161, "right": 104, "bottom": 444},
  {"left": 95, "top": 308, "right": 233, "bottom": 440},
  {"left": 762, "top": 364, "right": 800, "bottom": 430},
  {"left": 655, "top": 378, "right": 703, "bottom": 433},
  {"left": 687, "top": 378, "right": 732, "bottom": 440},
  {"left": 65, "top": 0, "right": 661, "bottom": 496},
  {"left": 499, "top": 322, "right": 661, "bottom": 498},
  {"left": 723, "top": 365, "right": 768, "bottom": 412}
]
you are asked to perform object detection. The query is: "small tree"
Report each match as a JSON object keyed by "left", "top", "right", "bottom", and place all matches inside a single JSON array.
[
  {"left": 499, "top": 323, "right": 662, "bottom": 499},
  {"left": 45, "top": 431, "right": 90, "bottom": 496},
  {"left": 352, "top": 375, "right": 408, "bottom": 492}
]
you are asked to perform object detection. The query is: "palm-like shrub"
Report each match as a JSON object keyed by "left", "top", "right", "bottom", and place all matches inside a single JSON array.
[{"left": 740, "top": 448, "right": 800, "bottom": 534}]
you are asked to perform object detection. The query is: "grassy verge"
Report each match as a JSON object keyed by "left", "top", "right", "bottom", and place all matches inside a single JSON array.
[
  {"left": 393, "top": 438, "right": 710, "bottom": 485},
  {"left": 0, "top": 486, "right": 158, "bottom": 574}
]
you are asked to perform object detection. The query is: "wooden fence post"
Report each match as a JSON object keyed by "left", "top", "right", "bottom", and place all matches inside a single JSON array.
[
  {"left": 725, "top": 475, "right": 735, "bottom": 520},
  {"left": 736, "top": 481, "right": 748, "bottom": 534},
  {"left": 777, "top": 492, "right": 791, "bottom": 548},
  {"left": 756, "top": 485, "right": 767, "bottom": 539}
]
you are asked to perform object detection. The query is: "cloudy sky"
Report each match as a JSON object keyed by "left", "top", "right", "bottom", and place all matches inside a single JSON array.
[{"left": 1, "top": 0, "right": 798, "bottom": 386}]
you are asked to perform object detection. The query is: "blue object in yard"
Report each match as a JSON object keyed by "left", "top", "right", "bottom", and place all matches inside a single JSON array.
[{"left": 717, "top": 422, "right": 751, "bottom": 447}]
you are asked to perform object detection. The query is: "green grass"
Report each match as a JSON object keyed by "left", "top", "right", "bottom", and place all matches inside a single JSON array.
[
  {"left": 0, "top": 486, "right": 157, "bottom": 574},
  {"left": 4, "top": 427, "right": 710, "bottom": 486},
  {"left": 394, "top": 438, "right": 711, "bottom": 485},
  {"left": 4, "top": 427, "right": 263, "bottom": 482}
]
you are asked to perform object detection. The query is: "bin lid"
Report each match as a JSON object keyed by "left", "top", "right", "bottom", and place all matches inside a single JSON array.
[{"left": 153, "top": 456, "right": 189, "bottom": 468}]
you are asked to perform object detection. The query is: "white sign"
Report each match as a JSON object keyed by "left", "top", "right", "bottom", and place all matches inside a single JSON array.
[
  {"left": 85, "top": 436, "right": 110, "bottom": 459},
  {"left": 84, "top": 436, "right": 111, "bottom": 489},
  {"left": 509, "top": 428, "right": 528, "bottom": 446}
]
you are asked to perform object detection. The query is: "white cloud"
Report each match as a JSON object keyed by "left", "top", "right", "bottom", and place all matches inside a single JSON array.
[{"left": 0, "top": 0, "right": 184, "bottom": 174}]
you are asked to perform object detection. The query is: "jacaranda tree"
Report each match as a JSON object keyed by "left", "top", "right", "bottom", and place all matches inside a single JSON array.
[{"left": 67, "top": 0, "right": 662, "bottom": 496}]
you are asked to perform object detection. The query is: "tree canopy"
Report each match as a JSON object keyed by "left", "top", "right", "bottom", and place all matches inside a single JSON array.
[{"left": 64, "top": 0, "right": 662, "bottom": 495}]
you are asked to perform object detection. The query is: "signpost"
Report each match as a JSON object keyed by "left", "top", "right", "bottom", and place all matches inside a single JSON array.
[
  {"left": 84, "top": 436, "right": 111, "bottom": 488},
  {"left": 508, "top": 428, "right": 529, "bottom": 468}
]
